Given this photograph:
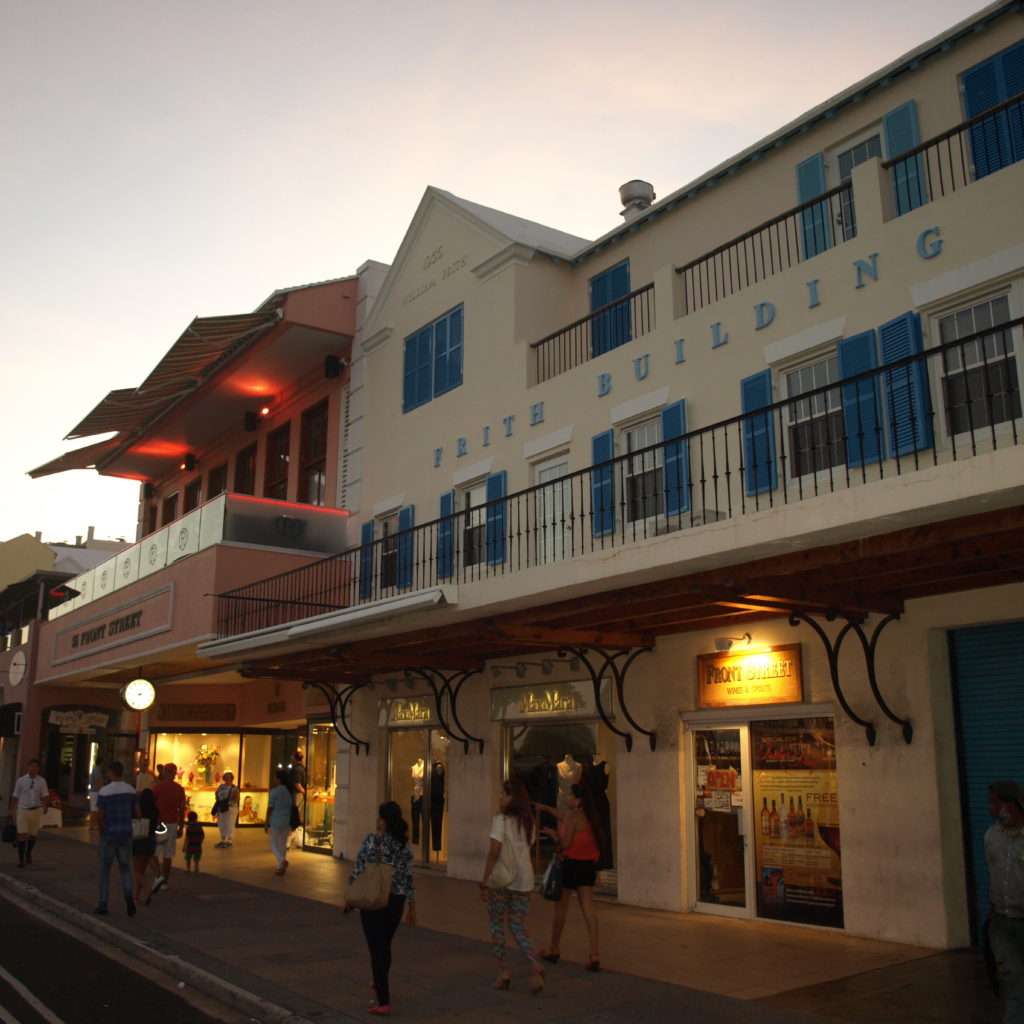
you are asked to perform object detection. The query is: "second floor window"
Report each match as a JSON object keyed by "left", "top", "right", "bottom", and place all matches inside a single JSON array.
[
  {"left": 625, "top": 419, "right": 663, "bottom": 523},
  {"left": 379, "top": 513, "right": 399, "bottom": 590},
  {"left": 182, "top": 478, "right": 202, "bottom": 514},
  {"left": 206, "top": 463, "right": 228, "bottom": 500},
  {"left": 299, "top": 400, "right": 329, "bottom": 506},
  {"left": 161, "top": 493, "right": 178, "bottom": 526},
  {"left": 403, "top": 305, "right": 464, "bottom": 412},
  {"left": 786, "top": 356, "right": 846, "bottom": 477},
  {"left": 461, "top": 482, "right": 487, "bottom": 569},
  {"left": 265, "top": 424, "right": 290, "bottom": 500},
  {"left": 235, "top": 444, "right": 257, "bottom": 495}
]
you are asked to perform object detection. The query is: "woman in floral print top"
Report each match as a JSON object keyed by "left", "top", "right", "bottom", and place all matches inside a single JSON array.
[{"left": 346, "top": 801, "right": 417, "bottom": 1015}]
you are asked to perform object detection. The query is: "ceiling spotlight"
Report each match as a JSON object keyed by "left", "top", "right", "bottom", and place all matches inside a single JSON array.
[
  {"left": 714, "top": 632, "right": 753, "bottom": 652},
  {"left": 179, "top": 453, "right": 197, "bottom": 472}
]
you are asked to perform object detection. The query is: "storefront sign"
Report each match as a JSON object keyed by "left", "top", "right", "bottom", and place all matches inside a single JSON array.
[
  {"left": 156, "top": 703, "right": 236, "bottom": 723},
  {"left": 379, "top": 697, "right": 441, "bottom": 728},
  {"left": 491, "top": 680, "right": 610, "bottom": 722},
  {"left": 48, "top": 709, "right": 109, "bottom": 734},
  {"left": 52, "top": 586, "right": 173, "bottom": 665},
  {"left": 697, "top": 645, "right": 802, "bottom": 708}
]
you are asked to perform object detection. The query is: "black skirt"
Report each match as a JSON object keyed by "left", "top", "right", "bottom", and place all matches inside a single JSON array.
[{"left": 561, "top": 856, "right": 597, "bottom": 890}]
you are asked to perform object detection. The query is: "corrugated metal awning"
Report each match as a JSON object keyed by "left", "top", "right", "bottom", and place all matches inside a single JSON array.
[
  {"left": 66, "top": 310, "right": 280, "bottom": 440},
  {"left": 28, "top": 438, "right": 123, "bottom": 479}
]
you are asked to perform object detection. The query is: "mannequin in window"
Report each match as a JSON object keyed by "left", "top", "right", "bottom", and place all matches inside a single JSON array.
[
  {"left": 411, "top": 758, "right": 425, "bottom": 845},
  {"left": 429, "top": 759, "right": 445, "bottom": 854},
  {"left": 556, "top": 754, "right": 581, "bottom": 811},
  {"left": 583, "top": 752, "right": 613, "bottom": 869}
]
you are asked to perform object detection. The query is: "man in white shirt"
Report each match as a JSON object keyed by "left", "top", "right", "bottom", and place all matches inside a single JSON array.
[{"left": 10, "top": 759, "right": 50, "bottom": 868}]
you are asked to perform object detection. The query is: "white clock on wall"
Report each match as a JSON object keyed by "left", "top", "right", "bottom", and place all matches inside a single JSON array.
[
  {"left": 121, "top": 677, "right": 156, "bottom": 711},
  {"left": 7, "top": 650, "right": 27, "bottom": 686}
]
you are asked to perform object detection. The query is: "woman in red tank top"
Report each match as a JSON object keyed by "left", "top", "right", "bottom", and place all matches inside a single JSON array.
[{"left": 533, "top": 781, "right": 603, "bottom": 971}]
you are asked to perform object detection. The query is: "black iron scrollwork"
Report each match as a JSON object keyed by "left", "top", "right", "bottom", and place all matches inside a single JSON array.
[
  {"left": 403, "top": 667, "right": 485, "bottom": 754},
  {"left": 302, "top": 680, "right": 371, "bottom": 754}
]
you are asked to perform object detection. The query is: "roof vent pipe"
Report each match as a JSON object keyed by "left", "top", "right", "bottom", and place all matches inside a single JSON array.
[{"left": 619, "top": 180, "right": 655, "bottom": 221}]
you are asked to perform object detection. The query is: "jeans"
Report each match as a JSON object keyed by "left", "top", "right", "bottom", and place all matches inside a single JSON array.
[
  {"left": 98, "top": 836, "right": 134, "bottom": 906},
  {"left": 360, "top": 893, "right": 405, "bottom": 1006},
  {"left": 990, "top": 913, "right": 1024, "bottom": 1023}
]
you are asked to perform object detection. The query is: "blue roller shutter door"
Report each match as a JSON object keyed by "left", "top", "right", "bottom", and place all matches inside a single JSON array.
[
  {"left": 884, "top": 100, "right": 925, "bottom": 213},
  {"left": 661, "top": 400, "right": 690, "bottom": 516},
  {"left": 437, "top": 490, "right": 455, "bottom": 580},
  {"left": 837, "top": 331, "right": 883, "bottom": 467},
  {"left": 741, "top": 370, "right": 777, "bottom": 495},
  {"left": 962, "top": 42, "right": 1024, "bottom": 178},
  {"left": 358, "top": 520, "right": 375, "bottom": 600},
  {"left": 950, "top": 621, "right": 1024, "bottom": 942},
  {"left": 878, "top": 311, "right": 933, "bottom": 456},
  {"left": 591, "top": 430, "right": 616, "bottom": 536},
  {"left": 590, "top": 261, "right": 632, "bottom": 356},
  {"left": 796, "top": 154, "right": 832, "bottom": 259}
]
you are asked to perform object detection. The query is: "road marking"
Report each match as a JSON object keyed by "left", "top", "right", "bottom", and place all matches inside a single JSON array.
[{"left": 0, "top": 964, "right": 67, "bottom": 1024}]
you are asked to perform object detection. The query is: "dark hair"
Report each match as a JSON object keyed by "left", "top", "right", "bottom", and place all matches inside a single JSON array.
[
  {"left": 108, "top": 760, "right": 125, "bottom": 778},
  {"left": 501, "top": 778, "right": 534, "bottom": 844},
  {"left": 571, "top": 782, "right": 604, "bottom": 846},
  {"left": 138, "top": 787, "right": 158, "bottom": 819},
  {"left": 378, "top": 801, "right": 409, "bottom": 845},
  {"left": 276, "top": 768, "right": 293, "bottom": 790}
]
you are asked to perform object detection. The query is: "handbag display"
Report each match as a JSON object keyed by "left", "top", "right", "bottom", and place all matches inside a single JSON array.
[
  {"left": 131, "top": 817, "right": 150, "bottom": 840},
  {"left": 540, "top": 856, "right": 564, "bottom": 901},
  {"left": 487, "top": 817, "right": 518, "bottom": 889},
  {"left": 346, "top": 834, "right": 393, "bottom": 911}
]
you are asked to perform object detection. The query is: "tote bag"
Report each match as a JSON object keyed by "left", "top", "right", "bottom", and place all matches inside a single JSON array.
[
  {"left": 347, "top": 834, "right": 394, "bottom": 911},
  {"left": 487, "top": 817, "right": 519, "bottom": 890},
  {"left": 131, "top": 817, "right": 150, "bottom": 840}
]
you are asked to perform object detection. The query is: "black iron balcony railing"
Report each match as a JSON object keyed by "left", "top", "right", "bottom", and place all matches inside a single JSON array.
[
  {"left": 676, "top": 183, "right": 855, "bottom": 317},
  {"left": 216, "top": 318, "right": 1022, "bottom": 638},
  {"left": 886, "top": 92, "right": 1024, "bottom": 214},
  {"left": 531, "top": 283, "right": 655, "bottom": 384}
]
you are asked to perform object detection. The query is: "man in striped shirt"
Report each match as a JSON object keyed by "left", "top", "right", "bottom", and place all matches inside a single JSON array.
[{"left": 93, "top": 761, "right": 138, "bottom": 917}]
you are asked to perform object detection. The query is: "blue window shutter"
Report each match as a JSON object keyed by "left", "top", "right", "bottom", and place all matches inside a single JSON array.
[
  {"left": 358, "top": 520, "right": 375, "bottom": 600},
  {"left": 485, "top": 470, "right": 507, "bottom": 566},
  {"left": 396, "top": 505, "right": 415, "bottom": 589},
  {"left": 437, "top": 491, "right": 455, "bottom": 580},
  {"left": 796, "top": 154, "right": 832, "bottom": 259},
  {"left": 962, "top": 42, "right": 1024, "bottom": 178},
  {"left": 591, "top": 430, "right": 616, "bottom": 536},
  {"left": 447, "top": 305, "right": 464, "bottom": 391},
  {"left": 661, "top": 400, "right": 690, "bottom": 516},
  {"left": 590, "top": 261, "right": 632, "bottom": 356},
  {"left": 403, "top": 327, "right": 432, "bottom": 412},
  {"left": 838, "top": 330, "right": 883, "bottom": 467},
  {"left": 433, "top": 316, "right": 450, "bottom": 396},
  {"left": 740, "top": 371, "right": 777, "bottom": 495},
  {"left": 884, "top": 100, "right": 926, "bottom": 214},
  {"left": 879, "top": 312, "right": 933, "bottom": 456}
]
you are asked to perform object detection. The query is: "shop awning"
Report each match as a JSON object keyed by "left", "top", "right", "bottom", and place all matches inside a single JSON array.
[{"left": 28, "top": 438, "right": 123, "bottom": 479}]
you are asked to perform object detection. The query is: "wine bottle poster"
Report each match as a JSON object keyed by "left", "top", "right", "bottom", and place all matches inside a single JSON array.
[{"left": 751, "top": 717, "right": 843, "bottom": 928}]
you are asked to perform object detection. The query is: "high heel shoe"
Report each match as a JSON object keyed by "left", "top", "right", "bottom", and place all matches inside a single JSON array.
[
  {"left": 538, "top": 949, "right": 560, "bottom": 963},
  {"left": 492, "top": 968, "right": 511, "bottom": 990},
  {"left": 367, "top": 1006, "right": 391, "bottom": 1016},
  {"left": 586, "top": 954, "right": 601, "bottom": 972},
  {"left": 530, "top": 963, "right": 545, "bottom": 994}
]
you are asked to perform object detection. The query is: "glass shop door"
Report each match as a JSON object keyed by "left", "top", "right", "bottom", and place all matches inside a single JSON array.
[{"left": 690, "top": 725, "right": 752, "bottom": 918}]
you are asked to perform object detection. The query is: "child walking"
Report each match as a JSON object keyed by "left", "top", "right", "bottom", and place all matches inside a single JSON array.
[{"left": 183, "top": 810, "right": 205, "bottom": 873}]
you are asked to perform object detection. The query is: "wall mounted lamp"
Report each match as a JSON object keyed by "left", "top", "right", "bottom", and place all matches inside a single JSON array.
[
  {"left": 714, "top": 632, "right": 753, "bottom": 652},
  {"left": 179, "top": 453, "right": 197, "bottom": 472},
  {"left": 244, "top": 405, "right": 272, "bottom": 431}
]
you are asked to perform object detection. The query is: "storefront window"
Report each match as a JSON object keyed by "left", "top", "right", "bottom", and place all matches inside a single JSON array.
[
  {"left": 303, "top": 723, "right": 337, "bottom": 852},
  {"left": 751, "top": 716, "right": 842, "bottom": 927},
  {"left": 152, "top": 732, "right": 243, "bottom": 823},
  {"left": 239, "top": 734, "right": 272, "bottom": 824},
  {"left": 388, "top": 728, "right": 449, "bottom": 865}
]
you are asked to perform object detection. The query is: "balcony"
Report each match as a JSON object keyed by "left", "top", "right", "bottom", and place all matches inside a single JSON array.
[
  {"left": 49, "top": 493, "right": 353, "bottom": 620},
  {"left": 215, "top": 318, "right": 1023, "bottom": 639}
]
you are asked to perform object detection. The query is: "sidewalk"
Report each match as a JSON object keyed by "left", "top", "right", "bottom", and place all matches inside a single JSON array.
[{"left": 0, "top": 824, "right": 1002, "bottom": 1023}]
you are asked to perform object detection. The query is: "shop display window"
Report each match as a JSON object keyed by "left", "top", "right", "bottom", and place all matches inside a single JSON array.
[
  {"left": 303, "top": 724, "right": 337, "bottom": 851},
  {"left": 151, "top": 733, "right": 241, "bottom": 823},
  {"left": 389, "top": 729, "right": 449, "bottom": 865},
  {"left": 239, "top": 734, "right": 272, "bottom": 824}
]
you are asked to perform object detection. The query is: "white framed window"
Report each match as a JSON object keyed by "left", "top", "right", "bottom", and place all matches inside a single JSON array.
[
  {"left": 378, "top": 513, "right": 399, "bottom": 591},
  {"left": 785, "top": 355, "right": 846, "bottom": 478},
  {"left": 937, "top": 294, "right": 1021, "bottom": 436},
  {"left": 460, "top": 481, "right": 488, "bottom": 569},
  {"left": 533, "top": 455, "right": 570, "bottom": 565},
  {"left": 624, "top": 418, "right": 663, "bottom": 523},
  {"left": 832, "top": 130, "right": 882, "bottom": 241}
]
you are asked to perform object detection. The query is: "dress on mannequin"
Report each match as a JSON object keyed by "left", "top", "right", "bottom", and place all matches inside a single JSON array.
[
  {"left": 584, "top": 753, "right": 613, "bottom": 869},
  {"left": 556, "top": 754, "right": 581, "bottom": 811},
  {"left": 410, "top": 758, "right": 424, "bottom": 845},
  {"left": 429, "top": 760, "right": 445, "bottom": 854}
]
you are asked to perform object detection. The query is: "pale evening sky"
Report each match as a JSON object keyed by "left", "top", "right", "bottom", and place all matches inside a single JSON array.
[{"left": 0, "top": 0, "right": 989, "bottom": 547}]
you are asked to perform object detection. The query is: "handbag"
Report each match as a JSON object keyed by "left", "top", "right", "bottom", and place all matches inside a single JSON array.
[
  {"left": 290, "top": 803, "right": 301, "bottom": 830},
  {"left": 346, "top": 834, "right": 393, "bottom": 911},
  {"left": 2, "top": 818, "right": 16, "bottom": 845},
  {"left": 540, "top": 856, "right": 564, "bottom": 901},
  {"left": 487, "top": 817, "right": 518, "bottom": 889},
  {"left": 131, "top": 817, "right": 150, "bottom": 840}
]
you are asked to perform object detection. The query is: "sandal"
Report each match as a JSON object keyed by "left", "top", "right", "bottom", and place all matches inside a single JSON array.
[
  {"left": 587, "top": 955, "right": 601, "bottom": 972},
  {"left": 538, "top": 949, "right": 560, "bottom": 963}
]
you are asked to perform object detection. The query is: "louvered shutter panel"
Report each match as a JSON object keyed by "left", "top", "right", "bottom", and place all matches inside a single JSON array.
[
  {"left": 962, "top": 43, "right": 1024, "bottom": 177},
  {"left": 403, "top": 327, "right": 433, "bottom": 412},
  {"left": 661, "top": 400, "right": 690, "bottom": 517},
  {"left": 433, "top": 316, "right": 450, "bottom": 396},
  {"left": 358, "top": 520, "right": 375, "bottom": 600},
  {"left": 740, "top": 370, "right": 777, "bottom": 495},
  {"left": 437, "top": 491, "right": 455, "bottom": 580},
  {"left": 396, "top": 505, "right": 414, "bottom": 589},
  {"left": 838, "top": 330, "right": 883, "bottom": 467},
  {"left": 447, "top": 305, "right": 464, "bottom": 391},
  {"left": 485, "top": 470, "right": 507, "bottom": 566},
  {"left": 590, "top": 261, "right": 631, "bottom": 356},
  {"left": 884, "top": 100, "right": 925, "bottom": 213},
  {"left": 879, "top": 312, "right": 933, "bottom": 456},
  {"left": 591, "top": 430, "right": 616, "bottom": 536},
  {"left": 796, "top": 154, "right": 831, "bottom": 258}
]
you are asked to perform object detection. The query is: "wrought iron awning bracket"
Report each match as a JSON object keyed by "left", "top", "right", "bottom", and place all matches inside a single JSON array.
[
  {"left": 302, "top": 680, "right": 370, "bottom": 754},
  {"left": 557, "top": 644, "right": 657, "bottom": 752},
  {"left": 788, "top": 609, "right": 910, "bottom": 746},
  {"left": 403, "top": 667, "right": 485, "bottom": 754}
]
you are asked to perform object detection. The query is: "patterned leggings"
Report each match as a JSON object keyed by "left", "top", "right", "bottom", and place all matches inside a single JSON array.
[{"left": 486, "top": 888, "right": 537, "bottom": 965}]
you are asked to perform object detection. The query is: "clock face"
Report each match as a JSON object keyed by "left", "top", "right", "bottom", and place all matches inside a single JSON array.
[
  {"left": 122, "top": 677, "right": 155, "bottom": 711},
  {"left": 8, "top": 650, "right": 27, "bottom": 686}
]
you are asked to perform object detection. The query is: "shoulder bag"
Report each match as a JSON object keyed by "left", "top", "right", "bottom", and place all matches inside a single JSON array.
[
  {"left": 487, "top": 816, "right": 518, "bottom": 890},
  {"left": 346, "top": 834, "right": 394, "bottom": 911},
  {"left": 131, "top": 816, "right": 150, "bottom": 840},
  {"left": 2, "top": 818, "right": 16, "bottom": 845},
  {"left": 540, "top": 855, "right": 564, "bottom": 901}
]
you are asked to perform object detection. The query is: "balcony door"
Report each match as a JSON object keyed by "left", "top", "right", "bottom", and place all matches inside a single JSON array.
[{"left": 534, "top": 457, "right": 570, "bottom": 565}]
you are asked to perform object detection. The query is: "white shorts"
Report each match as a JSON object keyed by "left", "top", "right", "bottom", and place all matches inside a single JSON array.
[
  {"left": 16, "top": 807, "right": 44, "bottom": 837},
  {"left": 154, "top": 823, "right": 178, "bottom": 860}
]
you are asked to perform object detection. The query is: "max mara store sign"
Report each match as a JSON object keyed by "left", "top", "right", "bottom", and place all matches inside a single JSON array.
[
  {"left": 52, "top": 586, "right": 174, "bottom": 666},
  {"left": 697, "top": 645, "right": 803, "bottom": 708},
  {"left": 491, "top": 680, "right": 611, "bottom": 721}
]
